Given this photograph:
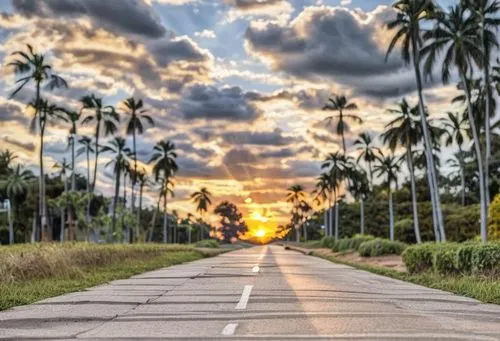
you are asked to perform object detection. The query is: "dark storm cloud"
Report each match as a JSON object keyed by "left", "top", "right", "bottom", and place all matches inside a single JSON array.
[
  {"left": 180, "top": 85, "right": 261, "bottom": 122},
  {"left": 248, "top": 88, "right": 330, "bottom": 110},
  {"left": 245, "top": 6, "right": 419, "bottom": 99},
  {"left": 12, "top": 0, "right": 166, "bottom": 38},
  {"left": 0, "top": 102, "right": 28, "bottom": 125},
  {"left": 221, "top": 129, "right": 297, "bottom": 146},
  {"left": 149, "top": 37, "right": 210, "bottom": 67}
]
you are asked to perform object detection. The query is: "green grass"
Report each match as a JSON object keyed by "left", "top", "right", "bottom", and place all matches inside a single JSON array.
[
  {"left": 0, "top": 243, "right": 222, "bottom": 311},
  {"left": 311, "top": 250, "right": 500, "bottom": 305}
]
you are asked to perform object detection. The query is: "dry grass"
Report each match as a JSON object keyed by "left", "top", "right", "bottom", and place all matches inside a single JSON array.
[
  {"left": 0, "top": 243, "right": 196, "bottom": 284},
  {"left": 0, "top": 243, "right": 226, "bottom": 310}
]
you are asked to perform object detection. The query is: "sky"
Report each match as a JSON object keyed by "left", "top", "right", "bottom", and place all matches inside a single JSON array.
[{"left": 0, "top": 0, "right": 493, "bottom": 236}]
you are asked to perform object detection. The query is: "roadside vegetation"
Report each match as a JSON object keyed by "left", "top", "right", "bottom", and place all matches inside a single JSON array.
[{"left": 0, "top": 243, "right": 223, "bottom": 311}]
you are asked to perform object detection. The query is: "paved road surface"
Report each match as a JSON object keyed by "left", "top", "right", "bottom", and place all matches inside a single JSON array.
[{"left": 1, "top": 245, "right": 499, "bottom": 340}]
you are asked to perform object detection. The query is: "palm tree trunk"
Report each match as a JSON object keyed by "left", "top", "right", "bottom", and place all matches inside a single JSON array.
[
  {"left": 111, "top": 163, "right": 121, "bottom": 239},
  {"left": 303, "top": 222, "right": 307, "bottom": 242},
  {"left": 481, "top": 17, "right": 491, "bottom": 208},
  {"left": 131, "top": 131, "right": 136, "bottom": 223},
  {"left": 328, "top": 197, "right": 333, "bottom": 237},
  {"left": 92, "top": 121, "right": 100, "bottom": 192},
  {"left": 40, "top": 122, "right": 50, "bottom": 241},
  {"left": 411, "top": 38, "right": 445, "bottom": 242},
  {"left": 389, "top": 187, "right": 394, "bottom": 241},
  {"left": 461, "top": 72, "right": 488, "bottom": 242},
  {"left": 150, "top": 193, "right": 161, "bottom": 242},
  {"left": 368, "top": 160, "right": 373, "bottom": 191},
  {"left": 334, "top": 203, "right": 339, "bottom": 240},
  {"left": 360, "top": 198, "right": 364, "bottom": 235},
  {"left": 136, "top": 183, "right": 143, "bottom": 242},
  {"left": 122, "top": 172, "right": 128, "bottom": 243},
  {"left": 163, "top": 192, "right": 168, "bottom": 243},
  {"left": 61, "top": 177, "right": 67, "bottom": 242},
  {"left": 68, "top": 134, "right": 76, "bottom": 241},
  {"left": 8, "top": 201, "right": 14, "bottom": 245},
  {"left": 85, "top": 148, "right": 91, "bottom": 223},
  {"left": 295, "top": 226, "right": 300, "bottom": 243},
  {"left": 34, "top": 80, "right": 43, "bottom": 242},
  {"left": 323, "top": 206, "right": 328, "bottom": 237},
  {"left": 407, "top": 148, "right": 421, "bottom": 243}
]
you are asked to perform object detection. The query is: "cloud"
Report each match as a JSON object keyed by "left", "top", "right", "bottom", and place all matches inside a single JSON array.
[
  {"left": 244, "top": 5, "right": 420, "bottom": 99},
  {"left": 224, "top": 0, "right": 294, "bottom": 23},
  {"left": 12, "top": 0, "right": 166, "bottom": 38},
  {"left": 221, "top": 129, "right": 297, "bottom": 146},
  {"left": 2, "top": 136, "right": 35, "bottom": 152},
  {"left": 195, "top": 30, "right": 216, "bottom": 39},
  {"left": 179, "top": 85, "right": 262, "bottom": 122}
]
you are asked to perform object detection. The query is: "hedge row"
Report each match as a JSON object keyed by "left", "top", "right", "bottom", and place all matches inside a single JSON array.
[
  {"left": 332, "top": 234, "right": 375, "bottom": 252},
  {"left": 402, "top": 242, "right": 500, "bottom": 277},
  {"left": 358, "top": 238, "right": 407, "bottom": 257}
]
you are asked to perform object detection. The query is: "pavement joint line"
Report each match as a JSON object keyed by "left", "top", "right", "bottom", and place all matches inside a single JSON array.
[
  {"left": 235, "top": 285, "right": 253, "bottom": 310},
  {"left": 221, "top": 323, "right": 238, "bottom": 336}
]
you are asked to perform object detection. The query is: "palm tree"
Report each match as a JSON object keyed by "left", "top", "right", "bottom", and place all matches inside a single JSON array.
[
  {"left": 442, "top": 111, "right": 469, "bottom": 205},
  {"left": 313, "top": 173, "right": 331, "bottom": 237},
  {"left": 77, "top": 136, "right": 94, "bottom": 221},
  {"left": 322, "top": 152, "right": 352, "bottom": 239},
  {"left": 158, "top": 177, "right": 175, "bottom": 243},
  {"left": 464, "top": 0, "right": 500, "bottom": 208},
  {"left": 8, "top": 44, "right": 67, "bottom": 241},
  {"left": 347, "top": 167, "right": 370, "bottom": 235},
  {"left": 101, "top": 137, "right": 130, "bottom": 236},
  {"left": 323, "top": 95, "right": 361, "bottom": 153},
  {"left": 135, "top": 168, "right": 148, "bottom": 242},
  {"left": 421, "top": 4, "right": 487, "bottom": 241},
  {"left": 381, "top": 99, "right": 422, "bottom": 243},
  {"left": 61, "top": 110, "right": 82, "bottom": 192},
  {"left": 123, "top": 97, "right": 155, "bottom": 218},
  {"left": 80, "top": 94, "right": 119, "bottom": 194},
  {"left": 299, "top": 200, "right": 312, "bottom": 241},
  {"left": 0, "top": 150, "right": 18, "bottom": 177},
  {"left": 0, "top": 165, "right": 34, "bottom": 244},
  {"left": 354, "top": 133, "right": 380, "bottom": 189},
  {"left": 286, "top": 184, "right": 306, "bottom": 242},
  {"left": 386, "top": 0, "right": 446, "bottom": 242},
  {"left": 374, "top": 152, "right": 401, "bottom": 241},
  {"left": 53, "top": 158, "right": 71, "bottom": 241},
  {"left": 149, "top": 140, "right": 178, "bottom": 243},
  {"left": 190, "top": 187, "right": 213, "bottom": 240},
  {"left": 447, "top": 152, "right": 472, "bottom": 205},
  {"left": 120, "top": 158, "right": 132, "bottom": 242}
]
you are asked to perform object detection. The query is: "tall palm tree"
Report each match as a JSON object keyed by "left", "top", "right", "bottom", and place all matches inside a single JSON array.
[
  {"left": 313, "top": 173, "right": 331, "bottom": 237},
  {"left": 322, "top": 152, "right": 352, "bottom": 239},
  {"left": 159, "top": 177, "right": 175, "bottom": 243},
  {"left": 322, "top": 96, "right": 361, "bottom": 154},
  {"left": 0, "top": 150, "right": 18, "bottom": 177},
  {"left": 77, "top": 136, "right": 94, "bottom": 221},
  {"left": 354, "top": 133, "right": 380, "bottom": 189},
  {"left": 381, "top": 99, "right": 422, "bottom": 243},
  {"left": 149, "top": 140, "right": 178, "bottom": 243},
  {"left": 53, "top": 158, "right": 71, "bottom": 241},
  {"left": 135, "top": 168, "right": 148, "bottom": 242},
  {"left": 8, "top": 45, "right": 67, "bottom": 241},
  {"left": 62, "top": 110, "right": 82, "bottom": 192},
  {"left": 101, "top": 137, "right": 130, "bottom": 236},
  {"left": 123, "top": 97, "right": 155, "bottom": 218},
  {"left": 286, "top": 184, "right": 306, "bottom": 242},
  {"left": 386, "top": 0, "right": 446, "bottom": 242},
  {"left": 80, "top": 94, "right": 119, "bottom": 194},
  {"left": 442, "top": 111, "right": 469, "bottom": 205},
  {"left": 421, "top": 4, "right": 487, "bottom": 241},
  {"left": 121, "top": 158, "right": 132, "bottom": 242},
  {"left": 347, "top": 167, "right": 370, "bottom": 235},
  {"left": 374, "top": 152, "right": 401, "bottom": 241},
  {"left": 29, "top": 100, "right": 67, "bottom": 241},
  {"left": 464, "top": 0, "right": 500, "bottom": 208},
  {"left": 0, "top": 165, "right": 34, "bottom": 244},
  {"left": 447, "top": 152, "right": 471, "bottom": 205},
  {"left": 190, "top": 187, "right": 213, "bottom": 240}
]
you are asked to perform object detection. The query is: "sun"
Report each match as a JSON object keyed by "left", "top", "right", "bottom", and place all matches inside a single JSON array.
[{"left": 255, "top": 229, "right": 266, "bottom": 238}]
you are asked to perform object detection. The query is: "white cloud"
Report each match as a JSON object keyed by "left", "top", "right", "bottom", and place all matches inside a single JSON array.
[{"left": 195, "top": 29, "right": 217, "bottom": 39}]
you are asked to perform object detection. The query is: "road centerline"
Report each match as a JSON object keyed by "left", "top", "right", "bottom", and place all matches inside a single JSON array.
[{"left": 235, "top": 285, "right": 253, "bottom": 310}]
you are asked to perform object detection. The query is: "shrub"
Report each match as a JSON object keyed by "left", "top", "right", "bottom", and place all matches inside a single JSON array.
[
  {"left": 332, "top": 238, "right": 351, "bottom": 252},
  {"left": 195, "top": 239, "right": 219, "bottom": 248},
  {"left": 402, "top": 243, "right": 443, "bottom": 274},
  {"left": 394, "top": 218, "right": 415, "bottom": 244},
  {"left": 320, "top": 236, "right": 337, "bottom": 248},
  {"left": 348, "top": 234, "right": 375, "bottom": 250},
  {"left": 358, "top": 238, "right": 407, "bottom": 257},
  {"left": 471, "top": 243, "right": 500, "bottom": 276},
  {"left": 433, "top": 243, "right": 461, "bottom": 275},
  {"left": 488, "top": 194, "right": 500, "bottom": 241}
]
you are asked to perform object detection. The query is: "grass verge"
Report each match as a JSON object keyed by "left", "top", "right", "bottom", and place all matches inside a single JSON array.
[
  {"left": 0, "top": 243, "right": 224, "bottom": 311},
  {"left": 311, "top": 249, "right": 500, "bottom": 305}
]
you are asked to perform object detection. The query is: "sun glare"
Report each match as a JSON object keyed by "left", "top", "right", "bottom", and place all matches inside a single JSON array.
[{"left": 255, "top": 229, "right": 266, "bottom": 238}]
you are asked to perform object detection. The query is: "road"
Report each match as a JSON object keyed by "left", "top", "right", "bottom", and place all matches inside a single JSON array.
[{"left": 1, "top": 245, "right": 499, "bottom": 340}]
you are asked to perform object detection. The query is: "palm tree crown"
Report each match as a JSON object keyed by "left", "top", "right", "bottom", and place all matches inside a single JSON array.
[
  {"left": 191, "top": 187, "right": 213, "bottom": 216},
  {"left": 323, "top": 95, "right": 361, "bottom": 153}
]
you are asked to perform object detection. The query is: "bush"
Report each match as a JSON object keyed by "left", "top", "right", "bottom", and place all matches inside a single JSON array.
[
  {"left": 488, "top": 194, "right": 500, "bottom": 241},
  {"left": 320, "top": 236, "right": 337, "bottom": 248},
  {"left": 358, "top": 238, "right": 407, "bottom": 257},
  {"left": 195, "top": 239, "right": 219, "bottom": 248},
  {"left": 403, "top": 242, "right": 500, "bottom": 277},
  {"left": 331, "top": 235, "right": 375, "bottom": 252},
  {"left": 332, "top": 238, "right": 351, "bottom": 252},
  {"left": 402, "top": 243, "right": 444, "bottom": 274}
]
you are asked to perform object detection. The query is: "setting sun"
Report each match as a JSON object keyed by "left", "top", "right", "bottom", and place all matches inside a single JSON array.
[{"left": 255, "top": 229, "right": 266, "bottom": 238}]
